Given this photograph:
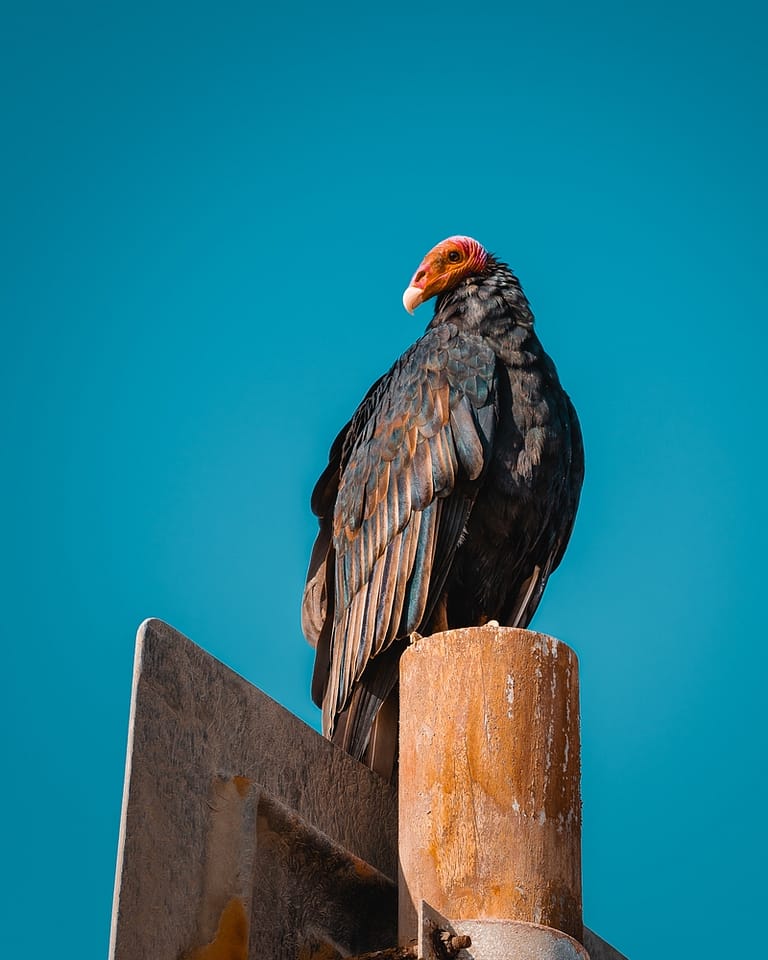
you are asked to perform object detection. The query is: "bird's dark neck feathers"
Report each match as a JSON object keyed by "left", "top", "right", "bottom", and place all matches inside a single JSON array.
[{"left": 429, "top": 256, "right": 535, "bottom": 345}]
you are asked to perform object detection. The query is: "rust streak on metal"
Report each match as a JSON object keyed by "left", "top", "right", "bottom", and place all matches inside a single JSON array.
[
  {"left": 183, "top": 897, "right": 248, "bottom": 960},
  {"left": 398, "top": 625, "right": 583, "bottom": 944}
]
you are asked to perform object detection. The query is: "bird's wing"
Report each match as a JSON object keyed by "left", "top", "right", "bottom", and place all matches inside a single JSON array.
[
  {"left": 302, "top": 426, "right": 345, "bottom": 651},
  {"left": 549, "top": 395, "right": 585, "bottom": 571},
  {"left": 320, "top": 323, "right": 498, "bottom": 747},
  {"left": 302, "top": 375, "right": 388, "bottom": 707}
]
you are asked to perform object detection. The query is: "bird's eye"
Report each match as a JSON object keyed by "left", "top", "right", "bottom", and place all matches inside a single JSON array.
[{"left": 447, "top": 250, "right": 462, "bottom": 263}]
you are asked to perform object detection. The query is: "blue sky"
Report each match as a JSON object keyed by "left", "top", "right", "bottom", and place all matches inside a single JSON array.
[{"left": 2, "top": 2, "right": 766, "bottom": 957}]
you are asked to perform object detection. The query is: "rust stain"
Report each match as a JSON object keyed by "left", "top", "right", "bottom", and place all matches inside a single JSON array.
[
  {"left": 297, "top": 939, "right": 343, "bottom": 960},
  {"left": 232, "top": 775, "right": 251, "bottom": 798},
  {"left": 185, "top": 897, "right": 248, "bottom": 960}
]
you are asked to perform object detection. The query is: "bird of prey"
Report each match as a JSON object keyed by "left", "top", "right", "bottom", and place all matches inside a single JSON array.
[{"left": 302, "top": 236, "right": 583, "bottom": 776}]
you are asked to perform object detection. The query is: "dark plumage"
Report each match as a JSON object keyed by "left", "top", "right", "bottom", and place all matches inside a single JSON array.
[{"left": 302, "top": 236, "right": 583, "bottom": 773}]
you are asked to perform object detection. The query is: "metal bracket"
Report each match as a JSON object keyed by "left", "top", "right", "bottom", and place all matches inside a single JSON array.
[{"left": 418, "top": 901, "right": 590, "bottom": 960}]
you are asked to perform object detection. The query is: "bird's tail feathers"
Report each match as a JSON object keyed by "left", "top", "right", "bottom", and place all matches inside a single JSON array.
[
  {"left": 334, "top": 640, "right": 404, "bottom": 772},
  {"left": 510, "top": 564, "right": 544, "bottom": 628}
]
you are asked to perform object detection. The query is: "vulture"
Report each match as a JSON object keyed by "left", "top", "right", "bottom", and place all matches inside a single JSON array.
[{"left": 302, "top": 236, "right": 584, "bottom": 776}]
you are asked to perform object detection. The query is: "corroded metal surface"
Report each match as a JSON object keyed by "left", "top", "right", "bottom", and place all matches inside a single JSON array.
[
  {"left": 399, "top": 626, "right": 583, "bottom": 944},
  {"left": 254, "top": 793, "right": 396, "bottom": 956},
  {"left": 110, "top": 619, "right": 397, "bottom": 960}
]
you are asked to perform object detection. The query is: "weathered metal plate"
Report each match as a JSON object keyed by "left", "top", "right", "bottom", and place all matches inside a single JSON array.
[{"left": 110, "top": 619, "right": 397, "bottom": 960}]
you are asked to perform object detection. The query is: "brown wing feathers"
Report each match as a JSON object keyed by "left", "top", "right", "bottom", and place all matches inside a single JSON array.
[{"left": 312, "top": 328, "right": 498, "bottom": 749}]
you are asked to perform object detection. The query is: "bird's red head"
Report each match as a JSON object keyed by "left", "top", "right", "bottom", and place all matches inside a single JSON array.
[{"left": 402, "top": 236, "right": 489, "bottom": 314}]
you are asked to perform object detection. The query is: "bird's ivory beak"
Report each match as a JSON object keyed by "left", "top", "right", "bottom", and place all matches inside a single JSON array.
[{"left": 402, "top": 285, "right": 425, "bottom": 315}]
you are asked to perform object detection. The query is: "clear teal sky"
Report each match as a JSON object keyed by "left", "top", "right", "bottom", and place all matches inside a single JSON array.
[{"left": 2, "top": 2, "right": 766, "bottom": 957}]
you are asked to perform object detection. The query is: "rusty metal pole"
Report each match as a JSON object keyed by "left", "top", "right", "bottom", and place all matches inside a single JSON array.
[{"left": 398, "top": 624, "right": 585, "bottom": 957}]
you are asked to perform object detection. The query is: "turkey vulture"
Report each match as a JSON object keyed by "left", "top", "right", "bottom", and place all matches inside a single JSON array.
[{"left": 302, "top": 236, "right": 583, "bottom": 775}]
